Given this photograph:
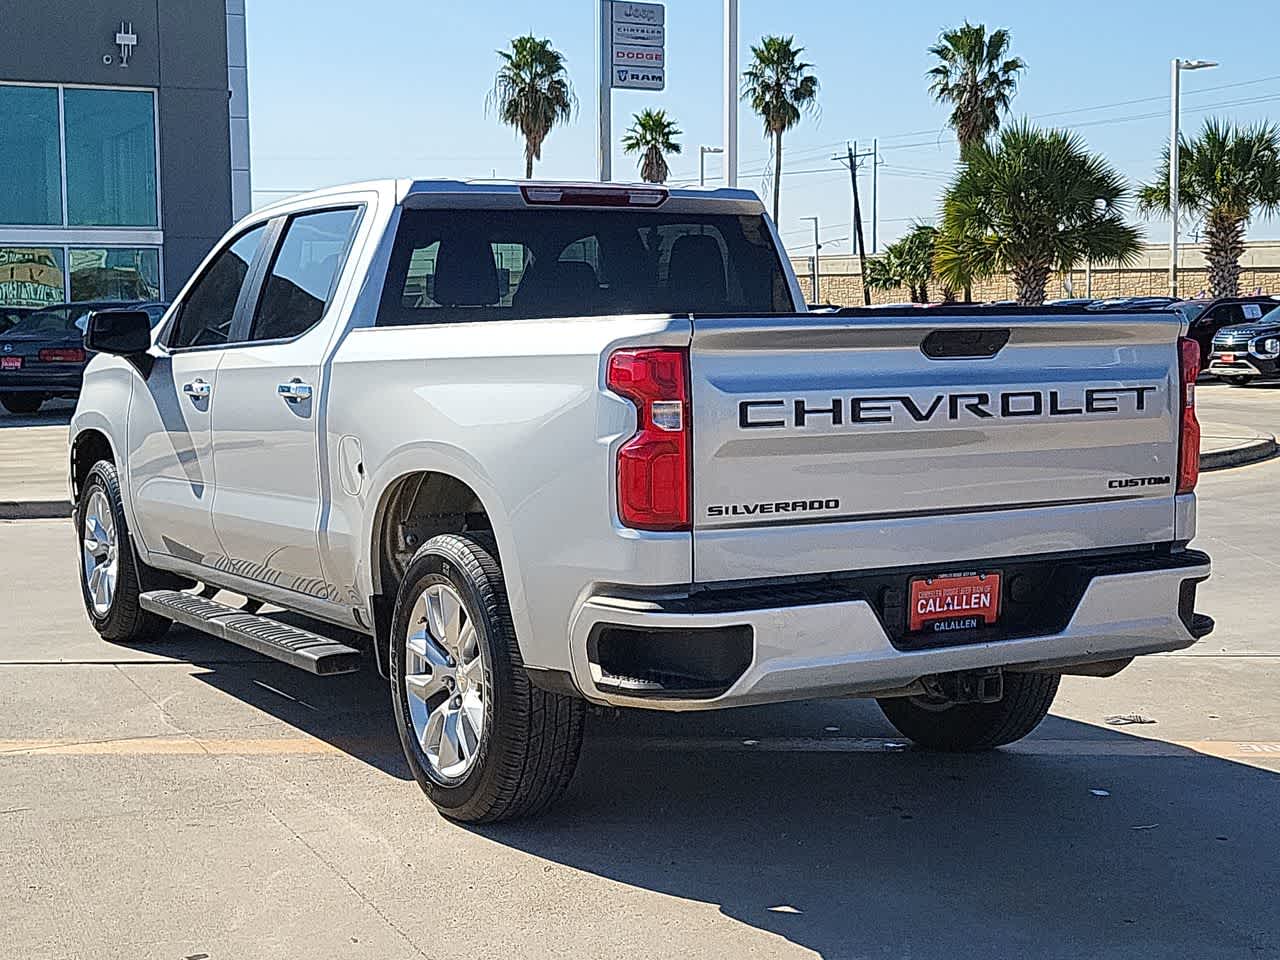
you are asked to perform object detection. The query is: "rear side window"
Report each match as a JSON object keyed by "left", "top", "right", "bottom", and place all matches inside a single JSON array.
[
  {"left": 247, "top": 207, "right": 360, "bottom": 342},
  {"left": 169, "top": 224, "right": 267, "bottom": 348},
  {"left": 377, "top": 208, "right": 792, "bottom": 326}
]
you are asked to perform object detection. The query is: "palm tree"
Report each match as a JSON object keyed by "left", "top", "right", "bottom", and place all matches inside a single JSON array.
[
  {"left": 865, "top": 225, "right": 939, "bottom": 302},
  {"left": 935, "top": 122, "right": 1143, "bottom": 306},
  {"left": 1138, "top": 119, "right": 1280, "bottom": 297},
  {"left": 927, "top": 22, "right": 1026, "bottom": 150},
  {"left": 487, "top": 35, "right": 576, "bottom": 179},
  {"left": 741, "top": 35, "right": 819, "bottom": 223},
  {"left": 622, "top": 109, "right": 682, "bottom": 183}
]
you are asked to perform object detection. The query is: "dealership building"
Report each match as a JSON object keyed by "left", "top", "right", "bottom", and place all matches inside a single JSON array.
[{"left": 0, "top": 1, "right": 250, "bottom": 311}]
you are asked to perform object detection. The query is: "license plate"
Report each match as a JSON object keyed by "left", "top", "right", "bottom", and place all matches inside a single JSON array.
[
  {"left": 909, "top": 572, "right": 1001, "bottom": 633},
  {"left": 1219, "top": 353, "right": 1236, "bottom": 363},
  {"left": 0, "top": 357, "right": 20, "bottom": 370}
]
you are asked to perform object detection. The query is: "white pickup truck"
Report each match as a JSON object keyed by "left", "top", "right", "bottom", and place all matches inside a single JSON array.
[{"left": 71, "top": 179, "right": 1212, "bottom": 822}]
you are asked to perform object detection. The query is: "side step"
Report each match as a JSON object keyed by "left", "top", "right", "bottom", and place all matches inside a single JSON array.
[{"left": 139, "top": 590, "right": 361, "bottom": 676}]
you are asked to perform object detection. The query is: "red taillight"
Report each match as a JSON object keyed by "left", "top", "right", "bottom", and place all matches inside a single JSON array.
[
  {"left": 38, "top": 347, "right": 85, "bottom": 363},
  {"left": 607, "top": 348, "right": 690, "bottom": 531},
  {"left": 1177, "top": 336, "right": 1200, "bottom": 494}
]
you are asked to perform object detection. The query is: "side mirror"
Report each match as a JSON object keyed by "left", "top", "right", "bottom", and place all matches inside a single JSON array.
[{"left": 85, "top": 309, "right": 153, "bottom": 356}]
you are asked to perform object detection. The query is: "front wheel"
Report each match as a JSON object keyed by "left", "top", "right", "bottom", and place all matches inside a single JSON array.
[
  {"left": 76, "top": 460, "right": 172, "bottom": 643},
  {"left": 877, "top": 672, "right": 1060, "bottom": 751},
  {"left": 0, "top": 392, "right": 43, "bottom": 414},
  {"left": 390, "top": 533, "right": 585, "bottom": 823}
]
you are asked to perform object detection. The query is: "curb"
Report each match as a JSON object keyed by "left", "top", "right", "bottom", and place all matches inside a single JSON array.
[
  {"left": 0, "top": 501, "right": 71, "bottom": 521},
  {"left": 1199, "top": 434, "right": 1278, "bottom": 472}
]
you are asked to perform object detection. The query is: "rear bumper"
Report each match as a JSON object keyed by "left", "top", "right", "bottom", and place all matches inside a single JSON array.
[
  {"left": 567, "top": 549, "right": 1211, "bottom": 711},
  {"left": 0, "top": 369, "right": 84, "bottom": 394}
]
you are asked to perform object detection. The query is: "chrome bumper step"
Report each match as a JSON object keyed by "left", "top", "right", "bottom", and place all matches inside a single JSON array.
[{"left": 139, "top": 589, "right": 361, "bottom": 675}]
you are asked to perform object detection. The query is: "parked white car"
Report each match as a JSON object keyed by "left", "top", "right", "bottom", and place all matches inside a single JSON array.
[{"left": 70, "top": 179, "right": 1212, "bottom": 821}]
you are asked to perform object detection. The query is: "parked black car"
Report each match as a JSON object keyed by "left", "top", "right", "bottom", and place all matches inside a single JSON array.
[
  {"left": 1170, "top": 296, "right": 1280, "bottom": 371},
  {"left": 1206, "top": 305, "right": 1280, "bottom": 386},
  {"left": 0, "top": 301, "right": 168, "bottom": 414},
  {"left": 1085, "top": 296, "right": 1178, "bottom": 312},
  {"left": 1, "top": 306, "right": 35, "bottom": 335}
]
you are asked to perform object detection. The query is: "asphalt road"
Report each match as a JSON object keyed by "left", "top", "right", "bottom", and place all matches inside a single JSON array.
[{"left": 3, "top": 398, "right": 1280, "bottom": 959}]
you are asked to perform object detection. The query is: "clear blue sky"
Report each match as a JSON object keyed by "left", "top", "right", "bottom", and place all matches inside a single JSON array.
[{"left": 245, "top": 0, "right": 1279, "bottom": 255}]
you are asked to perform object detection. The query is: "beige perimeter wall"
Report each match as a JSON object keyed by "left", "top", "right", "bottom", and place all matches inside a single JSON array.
[{"left": 789, "top": 241, "right": 1280, "bottom": 305}]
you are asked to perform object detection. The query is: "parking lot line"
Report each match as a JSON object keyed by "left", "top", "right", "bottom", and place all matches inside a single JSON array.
[{"left": 2, "top": 734, "right": 1279, "bottom": 761}]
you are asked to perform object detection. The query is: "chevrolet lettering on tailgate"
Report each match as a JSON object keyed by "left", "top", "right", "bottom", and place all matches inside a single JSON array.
[{"left": 738, "top": 386, "right": 1160, "bottom": 429}]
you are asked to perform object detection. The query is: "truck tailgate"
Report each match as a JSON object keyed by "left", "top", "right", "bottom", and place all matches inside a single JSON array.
[{"left": 690, "top": 311, "right": 1183, "bottom": 583}]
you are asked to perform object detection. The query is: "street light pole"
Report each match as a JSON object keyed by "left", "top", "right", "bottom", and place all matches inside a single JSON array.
[
  {"left": 1169, "top": 58, "right": 1217, "bottom": 297},
  {"left": 801, "top": 216, "right": 820, "bottom": 303},
  {"left": 723, "top": 0, "right": 738, "bottom": 187},
  {"left": 699, "top": 146, "right": 724, "bottom": 187}
]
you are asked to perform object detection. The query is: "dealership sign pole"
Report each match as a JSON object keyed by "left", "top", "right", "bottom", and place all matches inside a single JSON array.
[{"left": 598, "top": 1, "right": 666, "bottom": 181}]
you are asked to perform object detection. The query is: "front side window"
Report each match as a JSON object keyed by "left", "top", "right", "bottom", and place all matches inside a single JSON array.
[
  {"left": 0, "top": 247, "right": 65, "bottom": 307},
  {"left": 64, "top": 89, "right": 158, "bottom": 227},
  {"left": 69, "top": 248, "right": 160, "bottom": 302},
  {"left": 0, "top": 86, "right": 61, "bottom": 226},
  {"left": 168, "top": 224, "right": 267, "bottom": 349},
  {"left": 247, "top": 208, "right": 359, "bottom": 342}
]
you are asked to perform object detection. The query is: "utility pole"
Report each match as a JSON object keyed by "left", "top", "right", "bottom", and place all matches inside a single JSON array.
[
  {"left": 699, "top": 145, "right": 724, "bottom": 187},
  {"left": 723, "top": 0, "right": 738, "bottom": 186},
  {"left": 801, "top": 216, "right": 820, "bottom": 303},
  {"left": 597, "top": 0, "right": 612, "bottom": 182},
  {"left": 834, "top": 142, "right": 875, "bottom": 305},
  {"left": 870, "top": 137, "right": 879, "bottom": 253}
]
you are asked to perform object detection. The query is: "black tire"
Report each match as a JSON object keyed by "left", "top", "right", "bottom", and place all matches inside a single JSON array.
[
  {"left": 1223, "top": 376, "right": 1252, "bottom": 387},
  {"left": 75, "top": 460, "right": 172, "bottom": 643},
  {"left": 877, "top": 672, "right": 1060, "bottom": 751},
  {"left": 0, "top": 392, "right": 43, "bottom": 414},
  {"left": 389, "top": 533, "right": 585, "bottom": 823}
]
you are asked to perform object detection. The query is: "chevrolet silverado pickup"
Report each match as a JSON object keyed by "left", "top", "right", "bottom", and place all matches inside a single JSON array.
[{"left": 70, "top": 179, "right": 1213, "bottom": 822}]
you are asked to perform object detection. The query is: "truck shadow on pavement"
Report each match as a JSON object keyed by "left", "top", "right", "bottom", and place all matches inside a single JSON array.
[
  {"left": 166, "top": 632, "right": 1279, "bottom": 958},
  {"left": 479, "top": 703, "right": 1280, "bottom": 959}
]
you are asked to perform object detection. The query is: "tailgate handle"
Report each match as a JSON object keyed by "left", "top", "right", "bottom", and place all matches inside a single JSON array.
[{"left": 921, "top": 328, "right": 1010, "bottom": 359}]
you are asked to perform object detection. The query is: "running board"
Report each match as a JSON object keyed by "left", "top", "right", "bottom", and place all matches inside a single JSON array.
[{"left": 139, "top": 589, "right": 361, "bottom": 675}]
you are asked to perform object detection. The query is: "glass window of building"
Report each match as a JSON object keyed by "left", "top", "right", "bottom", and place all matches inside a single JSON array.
[
  {"left": 0, "top": 248, "right": 66, "bottom": 307},
  {"left": 0, "top": 86, "right": 61, "bottom": 226},
  {"left": 68, "top": 248, "right": 161, "bottom": 302},
  {"left": 64, "top": 89, "right": 158, "bottom": 227}
]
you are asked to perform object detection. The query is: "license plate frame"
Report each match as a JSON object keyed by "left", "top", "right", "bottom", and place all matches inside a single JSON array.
[
  {"left": 908, "top": 571, "right": 1002, "bottom": 634},
  {"left": 0, "top": 356, "right": 21, "bottom": 371}
]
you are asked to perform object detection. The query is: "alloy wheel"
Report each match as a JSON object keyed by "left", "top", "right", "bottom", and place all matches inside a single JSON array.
[{"left": 403, "top": 582, "right": 488, "bottom": 781}]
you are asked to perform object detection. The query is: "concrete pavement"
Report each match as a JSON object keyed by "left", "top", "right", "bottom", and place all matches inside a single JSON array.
[{"left": 2, "top": 447, "right": 1280, "bottom": 957}]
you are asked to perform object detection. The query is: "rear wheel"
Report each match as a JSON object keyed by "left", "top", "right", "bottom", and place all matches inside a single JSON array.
[
  {"left": 390, "top": 533, "right": 585, "bottom": 822},
  {"left": 877, "top": 672, "right": 1060, "bottom": 751},
  {"left": 1223, "top": 376, "right": 1252, "bottom": 387},
  {"left": 76, "top": 460, "right": 172, "bottom": 643},
  {"left": 0, "top": 392, "right": 43, "bottom": 414}
]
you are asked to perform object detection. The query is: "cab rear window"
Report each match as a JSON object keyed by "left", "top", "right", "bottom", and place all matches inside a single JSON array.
[{"left": 376, "top": 209, "right": 792, "bottom": 326}]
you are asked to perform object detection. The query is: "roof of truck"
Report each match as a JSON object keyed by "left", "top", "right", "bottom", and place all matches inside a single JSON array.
[{"left": 253, "top": 179, "right": 765, "bottom": 217}]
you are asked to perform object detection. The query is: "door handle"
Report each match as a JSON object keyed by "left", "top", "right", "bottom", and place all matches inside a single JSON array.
[
  {"left": 277, "top": 379, "right": 313, "bottom": 403},
  {"left": 182, "top": 379, "right": 211, "bottom": 399}
]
